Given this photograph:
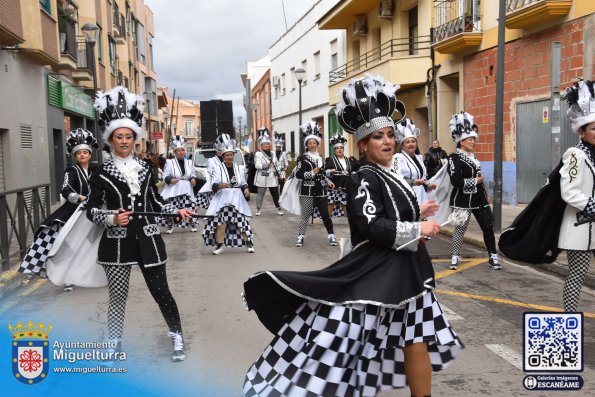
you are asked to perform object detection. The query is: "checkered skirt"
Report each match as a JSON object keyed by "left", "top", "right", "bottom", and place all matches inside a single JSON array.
[
  {"left": 156, "top": 195, "right": 198, "bottom": 229},
  {"left": 18, "top": 223, "right": 62, "bottom": 278},
  {"left": 203, "top": 205, "right": 253, "bottom": 247},
  {"left": 244, "top": 292, "right": 462, "bottom": 397},
  {"left": 196, "top": 191, "right": 214, "bottom": 209}
]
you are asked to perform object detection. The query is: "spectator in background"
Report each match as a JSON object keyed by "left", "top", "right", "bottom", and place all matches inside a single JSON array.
[
  {"left": 57, "top": 0, "right": 74, "bottom": 53},
  {"left": 424, "top": 139, "right": 448, "bottom": 179}
]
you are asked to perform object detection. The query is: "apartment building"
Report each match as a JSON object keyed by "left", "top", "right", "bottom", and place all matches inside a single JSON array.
[
  {"left": 319, "top": 0, "right": 594, "bottom": 205},
  {"left": 0, "top": 0, "right": 158, "bottom": 202}
]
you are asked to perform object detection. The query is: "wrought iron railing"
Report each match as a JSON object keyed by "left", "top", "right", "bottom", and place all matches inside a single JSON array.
[
  {"left": 433, "top": 15, "right": 478, "bottom": 42},
  {"left": 75, "top": 36, "right": 94, "bottom": 71},
  {"left": 0, "top": 185, "right": 50, "bottom": 271},
  {"left": 329, "top": 36, "right": 431, "bottom": 84},
  {"left": 113, "top": 12, "right": 126, "bottom": 39}
]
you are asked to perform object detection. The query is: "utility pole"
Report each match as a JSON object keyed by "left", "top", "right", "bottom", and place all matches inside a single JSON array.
[{"left": 493, "top": 0, "right": 506, "bottom": 233}]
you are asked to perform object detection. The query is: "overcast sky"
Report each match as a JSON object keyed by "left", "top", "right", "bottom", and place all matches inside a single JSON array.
[{"left": 143, "top": 0, "right": 318, "bottom": 122}]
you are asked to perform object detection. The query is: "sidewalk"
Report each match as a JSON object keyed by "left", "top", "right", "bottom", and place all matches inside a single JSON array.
[{"left": 440, "top": 204, "right": 595, "bottom": 288}]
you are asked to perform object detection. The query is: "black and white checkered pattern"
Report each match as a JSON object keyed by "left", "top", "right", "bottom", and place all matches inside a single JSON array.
[
  {"left": 92, "top": 209, "right": 114, "bottom": 228},
  {"left": 157, "top": 195, "right": 198, "bottom": 229},
  {"left": 18, "top": 224, "right": 61, "bottom": 278},
  {"left": 451, "top": 209, "right": 471, "bottom": 257},
  {"left": 463, "top": 178, "right": 477, "bottom": 194},
  {"left": 299, "top": 196, "right": 334, "bottom": 236},
  {"left": 563, "top": 250, "right": 594, "bottom": 312},
  {"left": 327, "top": 189, "right": 347, "bottom": 206},
  {"left": 243, "top": 292, "right": 462, "bottom": 396},
  {"left": 195, "top": 192, "right": 214, "bottom": 209},
  {"left": 451, "top": 206, "right": 497, "bottom": 257},
  {"left": 577, "top": 198, "right": 595, "bottom": 223},
  {"left": 203, "top": 205, "right": 253, "bottom": 247},
  {"left": 103, "top": 265, "right": 132, "bottom": 340}
]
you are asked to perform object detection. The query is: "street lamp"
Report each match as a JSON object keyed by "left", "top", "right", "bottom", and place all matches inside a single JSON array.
[
  {"left": 295, "top": 68, "right": 305, "bottom": 154},
  {"left": 81, "top": 23, "right": 101, "bottom": 163},
  {"left": 252, "top": 101, "right": 259, "bottom": 152},
  {"left": 237, "top": 116, "right": 243, "bottom": 150}
]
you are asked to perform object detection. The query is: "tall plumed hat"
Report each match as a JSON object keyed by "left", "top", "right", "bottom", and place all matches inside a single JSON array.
[
  {"left": 171, "top": 135, "right": 186, "bottom": 151},
  {"left": 65, "top": 128, "right": 99, "bottom": 154},
  {"left": 396, "top": 118, "right": 421, "bottom": 145},
  {"left": 329, "top": 131, "right": 348, "bottom": 148},
  {"left": 257, "top": 127, "right": 271, "bottom": 145},
  {"left": 274, "top": 131, "right": 285, "bottom": 147},
  {"left": 300, "top": 121, "right": 322, "bottom": 146},
  {"left": 449, "top": 111, "right": 478, "bottom": 144},
  {"left": 214, "top": 133, "right": 230, "bottom": 152},
  {"left": 336, "top": 75, "right": 406, "bottom": 142},
  {"left": 94, "top": 86, "right": 144, "bottom": 144},
  {"left": 219, "top": 134, "right": 237, "bottom": 154},
  {"left": 563, "top": 79, "right": 595, "bottom": 133}
]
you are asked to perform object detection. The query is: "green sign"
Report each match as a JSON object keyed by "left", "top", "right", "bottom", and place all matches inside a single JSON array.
[{"left": 47, "top": 76, "right": 95, "bottom": 119}]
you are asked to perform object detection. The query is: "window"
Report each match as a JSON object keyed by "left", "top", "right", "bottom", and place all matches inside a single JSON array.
[
  {"left": 290, "top": 67, "right": 296, "bottom": 91},
  {"left": 330, "top": 39, "right": 338, "bottom": 70},
  {"left": 148, "top": 34, "right": 154, "bottom": 71},
  {"left": 281, "top": 73, "right": 286, "bottom": 96},
  {"left": 185, "top": 120, "right": 193, "bottom": 136},
  {"left": 301, "top": 60, "right": 307, "bottom": 85},
  {"left": 39, "top": 0, "right": 51, "bottom": 14},
  {"left": 136, "top": 21, "right": 145, "bottom": 64},
  {"left": 108, "top": 35, "right": 117, "bottom": 74},
  {"left": 409, "top": 7, "right": 418, "bottom": 55},
  {"left": 97, "top": 25, "right": 103, "bottom": 63},
  {"left": 313, "top": 51, "right": 321, "bottom": 79}
]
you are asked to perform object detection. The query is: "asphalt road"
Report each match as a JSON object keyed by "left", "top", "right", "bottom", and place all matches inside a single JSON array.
[{"left": 2, "top": 199, "right": 594, "bottom": 396}]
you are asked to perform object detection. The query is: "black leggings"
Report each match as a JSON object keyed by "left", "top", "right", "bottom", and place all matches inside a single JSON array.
[
  {"left": 256, "top": 186, "right": 280, "bottom": 209},
  {"left": 103, "top": 263, "right": 182, "bottom": 340}
]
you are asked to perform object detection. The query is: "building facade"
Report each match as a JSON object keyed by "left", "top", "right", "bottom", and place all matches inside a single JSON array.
[{"left": 270, "top": 0, "right": 345, "bottom": 158}]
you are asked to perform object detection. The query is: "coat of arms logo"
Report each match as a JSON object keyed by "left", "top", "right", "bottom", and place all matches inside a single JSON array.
[{"left": 9, "top": 321, "right": 52, "bottom": 384}]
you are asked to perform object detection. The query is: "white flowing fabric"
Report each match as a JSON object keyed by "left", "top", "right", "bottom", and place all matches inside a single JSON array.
[
  {"left": 46, "top": 205, "right": 107, "bottom": 287},
  {"left": 205, "top": 188, "right": 252, "bottom": 217},
  {"left": 279, "top": 176, "right": 302, "bottom": 215},
  {"left": 427, "top": 164, "right": 453, "bottom": 224},
  {"left": 160, "top": 158, "right": 196, "bottom": 202}
]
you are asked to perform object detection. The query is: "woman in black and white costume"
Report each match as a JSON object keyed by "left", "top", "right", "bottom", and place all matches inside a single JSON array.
[
  {"left": 447, "top": 112, "right": 500, "bottom": 270},
  {"left": 159, "top": 135, "right": 199, "bottom": 233},
  {"left": 274, "top": 132, "right": 289, "bottom": 193},
  {"left": 325, "top": 131, "right": 353, "bottom": 217},
  {"left": 203, "top": 135, "right": 254, "bottom": 255},
  {"left": 393, "top": 118, "right": 436, "bottom": 205},
  {"left": 294, "top": 121, "right": 337, "bottom": 247},
  {"left": 195, "top": 138, "right": 225, "bottom": 209},
  {"left": 18, "top": 128, "right": 99, "bottom": 291},
  {"left": 559, "top": 79, "right": 595, "bottom": 312},
  {"left": 243, "top": 75, "right": 462, "bottom": 397},
  {"left": 254, "top": 128, "right": 283, "bottom": 216},
  {"left": 87, "top": 86, "right": 192, "bottom": 362}
]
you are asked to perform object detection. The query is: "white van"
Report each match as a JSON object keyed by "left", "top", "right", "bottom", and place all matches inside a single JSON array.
[{"left": 193, "top": 147, "right": 246, "bottom": 182}]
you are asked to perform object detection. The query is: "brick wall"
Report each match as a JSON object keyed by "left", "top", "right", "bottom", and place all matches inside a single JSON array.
[
  {"left": 464, "top": 17, "right": 589, "bottom": 162},
  {"left": 0, "top": 0, "right": 24, "bottom": 44}
]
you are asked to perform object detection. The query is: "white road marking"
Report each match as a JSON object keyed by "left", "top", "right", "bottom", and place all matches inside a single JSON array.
[
  {"left": 486, "top": 343, "right": 523, "bottom": 371},
  {"left": 440, "top": 303, "right": 464, "bottom": 321}
]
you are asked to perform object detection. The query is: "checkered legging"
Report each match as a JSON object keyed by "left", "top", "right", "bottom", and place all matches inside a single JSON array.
[
  {"left": 298, "top": 196, "right": 334, "bottom": 236},
  {"left": 103, "top": 264, "right": 182, "bottom": 340},
  {"left": 256, "top": 187, "right": 280, "bottom": 210},
  {"left": 244, "top": 292, "right": 463, "bottom": 396},
  {"left": 202, "top": 205, "right": 253, "bottom": 247},
  {"left": 563, "top": 250, "right": 594, "bottom": 312},
  {"left": 451, "top": 206, "right": 497, "bottom": 257}
]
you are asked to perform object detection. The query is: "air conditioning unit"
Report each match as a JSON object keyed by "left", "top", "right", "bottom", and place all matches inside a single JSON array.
[
  {"left": 353, "top": 16, "right": 368, "bottom": 37},
  {"left": 272, "top": 76, "right": 280, "bottom": 87},
  {"left": 379, "top": 0, "right": 394, "bottom": 19}
]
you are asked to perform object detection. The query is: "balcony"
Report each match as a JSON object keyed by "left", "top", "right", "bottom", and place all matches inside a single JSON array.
[
  {"left": 71, "top": 38, "right": 93, "bottom": 82},
  {"left": 113, "top": 13, "right": 126, "bottom": 45},
  {"left": 432, "top": 0, "right": 483, "bottom": 54},
  {"left": 57, "top": 16, "right": 78, "bottom": 70},
  {"left": 0, "top": 0, "right": 24, "bottom": 45},
  {"left": 328, "top": 36, "right": 432, "bottom": 102},
  {"left": 505, "top": 0, "right": 572, "bottom": 29}
]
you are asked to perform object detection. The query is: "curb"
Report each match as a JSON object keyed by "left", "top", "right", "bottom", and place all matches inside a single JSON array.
[{"left": 439, "top": 229, "right": 595, "bottom": 289}]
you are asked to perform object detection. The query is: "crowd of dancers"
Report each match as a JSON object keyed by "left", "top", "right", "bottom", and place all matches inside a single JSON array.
[{"left": 14, "top": 75, "right": 595, "bottom": 395}]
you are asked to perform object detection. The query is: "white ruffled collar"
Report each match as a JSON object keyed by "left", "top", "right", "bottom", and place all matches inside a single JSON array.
[{"left": 112, "top": 154, "right": 142, "bottom": 195}]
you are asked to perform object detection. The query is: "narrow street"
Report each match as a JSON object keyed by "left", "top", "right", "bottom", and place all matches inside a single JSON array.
[{"left": 3, "top": 200, "right": 594, "bottom": 396}]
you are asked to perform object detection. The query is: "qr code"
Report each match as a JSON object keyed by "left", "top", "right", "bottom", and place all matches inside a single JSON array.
[{"left": 523, "top": 312, "right": 583, "bottom": 372}]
